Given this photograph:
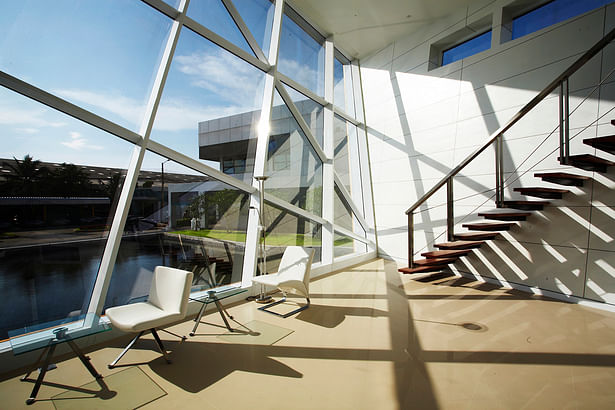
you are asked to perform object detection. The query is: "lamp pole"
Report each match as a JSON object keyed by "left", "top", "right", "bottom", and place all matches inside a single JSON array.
[{"left": 254, "top": 175, "right": 272, "bottom": 304}]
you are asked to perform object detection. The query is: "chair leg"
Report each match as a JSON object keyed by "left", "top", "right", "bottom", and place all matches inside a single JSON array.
[
  {"left": 257, "top": 295, "right": 310, "bottom": 318},
  {"left": 108, "top": 331, "right": 144, "bottom": 369},
  {"left": 151, "top": 329, "right": 172, "bottom": 364}
]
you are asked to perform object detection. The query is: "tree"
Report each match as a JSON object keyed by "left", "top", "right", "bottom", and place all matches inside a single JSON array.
[
  {"left": 51, "top": 163, "right": 93, "bottom": 197},
  {"left": 0, "top": 155, "right": 49, "bottom": 196}
]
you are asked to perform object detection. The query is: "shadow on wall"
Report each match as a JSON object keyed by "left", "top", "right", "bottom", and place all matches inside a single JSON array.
[{"left": 361, "top": 7, "right": 615, "bottom": 304}]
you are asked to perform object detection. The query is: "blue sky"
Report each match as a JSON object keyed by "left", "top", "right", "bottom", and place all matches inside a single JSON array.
[
  {"left": 0, "top": 0, "right": 344, "bottom": 176},
  {"left": 0, "top": 0, "right": 272, "bottom": 175}
]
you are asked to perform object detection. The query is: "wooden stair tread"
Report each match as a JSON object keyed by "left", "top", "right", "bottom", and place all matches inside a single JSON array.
[
  {"left": 564, "top": 154, "right": 615, "bottom": 165},
  {"left": 454, "top": 232, "right": 499, "bottom": 240},
  {"left": 534, "top": 172, "right": 591, "bottom": 180},
  {"left": 421, "top": 249, "right": 471, "bottom": 258},
  {"left": 513, "top": 187, "right": 569, "bottom": 199},
  {"left": 559, "top": 154, "right": 615, "bottom": 172},
  {"left": 514, "top": 187, "right": 569, "bottom": 193},
  {"left": 478, "top": 210, "right": 532, "bottom": 221},
  {"left": 503, "top": 200, "right": 550, "bottom": 210},
  {"left": 462, "top": 222, "right": 516, "bottom": 231},
  {"left": 534, "top": 172, "right": 591, "bottom": 187},
  {"left": 583, "top": 135, "right": 615, "bottom": 155},
  {"left": 413, "top": 257, "right": 458, "bottom": 266},
  {"left": 399, "top": 265, "right": 447, "bottom": 274},
  {"left": 435, "top": 240, "right": 484, "bottom": 250}
]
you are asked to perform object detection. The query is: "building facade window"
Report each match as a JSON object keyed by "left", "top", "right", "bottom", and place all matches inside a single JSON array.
[
  {"left": 334, "top": 52, "right": 356, "bottom": 117},
  {"left": 510, "top": 0, "right": 614, "bottom": 41},
  {"left": 278, "top": 4, "right": 325, "bottom": 96},
  {"left": 441, "top": 30, "right": 492, "bottom": 66}
]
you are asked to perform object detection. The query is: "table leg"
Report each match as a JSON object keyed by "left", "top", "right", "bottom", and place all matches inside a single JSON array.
[
  {"left": 21, "top": 346, "right": 48, "bottom": 381},
  {"left": 213, "top": 298, "right": 233, "bottom": 331},
  {"left": 190, "top": 302, "right": 207, "bottom": 336},
  {"left": 26, "top": 344, "right": 56, "bottom": 405},
  {"left": 66, "top": 339, "right": 102, "bottom": 379}
]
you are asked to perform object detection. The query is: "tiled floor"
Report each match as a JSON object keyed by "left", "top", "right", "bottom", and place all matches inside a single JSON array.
[{"left": 2, "top": 258, "right": 615, "bottom": 409}]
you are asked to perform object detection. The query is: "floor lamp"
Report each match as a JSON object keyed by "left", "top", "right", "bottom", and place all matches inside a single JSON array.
[{"left": 254, "top": 175, "right": 272, "bottom": 304}]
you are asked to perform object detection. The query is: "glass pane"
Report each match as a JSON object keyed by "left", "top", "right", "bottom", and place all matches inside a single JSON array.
[
  {"left": 233, "top": 0, "right": 275, "bottom": 58},
  {"left": 0, "top": 87, "right": 132, "bottom": 340},
  {"left": 333, "top": 116, "right": 364, "bottom": 214},
  {"left": 163, "top": 0, "right": 182, "bottom": 9},
  {"left": 282, "top": 83, "right": 324, "bottom": 148},
  {"left": 103, "top": 151, "right": 250, "bottom": 310},
  {"left": 334, "top": 57, "right": 356, "bottom": 116},
  {"left": 187, "top": 0, "right": 253, "bottom": 55},
  {"left": 151, "top": 27, "right": 266, "bottom": 184},
  {"left": 442, "top": 30, "right": 492, "bottom": 66},
  {"left": 512, "top": 0, "right": 613, "bottom": 40},
  {"left": 0, "top": 0, "right": 172, "bottom": 132},
  {"left": 278, "top": 8, "right": 325, "bottom": 96},
  {"left": 334, "top": 232, "right": 367, "bottom": 258},
  {"left": 266, "top": 90, "right": 323, "bottom": 216},
  {"left": 260, "top": 201, "right": 322, "bottom": 273},
  {"left": 334, "top": 185, "right": 355, "bottom": 232},
  {"left": 334, "top": 116, "right": 351, "bottom": 193}
]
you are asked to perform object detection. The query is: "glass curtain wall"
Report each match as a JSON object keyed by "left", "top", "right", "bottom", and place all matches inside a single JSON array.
[{"left": 0, "top": 0, "right": 372, "bottom": 340}]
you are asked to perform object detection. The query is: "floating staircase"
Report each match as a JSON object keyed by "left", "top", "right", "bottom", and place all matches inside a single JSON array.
[
  {"left": 399, "top": 28, "right": 615, "bottom": 277},
  {"left": 399, "top": 123, "right": 615, "bottom": 275}
]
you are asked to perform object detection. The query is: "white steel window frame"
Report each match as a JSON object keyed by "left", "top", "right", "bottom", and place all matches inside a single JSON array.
[{"left": 0, "top": 0, "right": 377, "bottom": 327}]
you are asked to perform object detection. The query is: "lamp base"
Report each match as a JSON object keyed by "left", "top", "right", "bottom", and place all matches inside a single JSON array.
[{"left": 255, "top": 295, "right": 273, "bottom": 304}]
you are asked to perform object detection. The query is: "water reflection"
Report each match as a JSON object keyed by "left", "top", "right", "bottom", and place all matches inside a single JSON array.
[{"left": 0, "top": 230, "right": 247, "bottom": 340}]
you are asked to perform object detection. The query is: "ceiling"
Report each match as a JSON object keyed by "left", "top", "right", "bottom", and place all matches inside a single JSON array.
[{"left": 288, "top": 0, "right": 484, "bottom": 59}]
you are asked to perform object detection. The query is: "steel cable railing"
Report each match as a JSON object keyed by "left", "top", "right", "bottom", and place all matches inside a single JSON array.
[{"left": 405, "top": 27, "right": 615, "bottom": 268}]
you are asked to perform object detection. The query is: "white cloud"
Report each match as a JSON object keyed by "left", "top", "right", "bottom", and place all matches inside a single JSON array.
[
  {"left": 174, "top": 50, "right": 264, "bottom": 107},
  {"left": 55, "top": 89, "right": 144, "bottom": 127},
  {"left": 16, "top": 127, "right": 40, "bottom": 134},
  {"left": 3, "top": 49, "right": 267, "bottom": 136},
  {"left": 61, "top": 131, "right": 103, "bottom": 151},
  {"left": 278, "top": 58, "right": 322, "bottom": 94},
  {"left": 153, "top": 99, "right": 240, "bottom": 132},
  {"left": 0, "top": 104, "right": 67, "bottom": 128}
]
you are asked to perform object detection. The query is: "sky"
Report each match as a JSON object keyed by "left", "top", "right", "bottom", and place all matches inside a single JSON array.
[{"left": 0, "top": 0, "right": 348, "bottom": 176}]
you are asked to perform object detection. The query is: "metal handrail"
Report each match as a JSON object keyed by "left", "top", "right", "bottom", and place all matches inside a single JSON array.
[
  {"left": 407, "top": 26, "right": 615, "bottom": 215},
  {"left": 405, "top": 26, "right": 615, "bottom": 267}
]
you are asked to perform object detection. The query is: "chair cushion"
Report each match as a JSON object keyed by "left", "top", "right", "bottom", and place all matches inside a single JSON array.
[{"left": 106, "top": 302, "right": 182, "bottom": 333}]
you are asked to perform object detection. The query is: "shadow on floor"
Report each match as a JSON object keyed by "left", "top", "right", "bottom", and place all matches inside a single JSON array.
[{"left": 296, "top": 304, "right": 389, "bottom": 328}]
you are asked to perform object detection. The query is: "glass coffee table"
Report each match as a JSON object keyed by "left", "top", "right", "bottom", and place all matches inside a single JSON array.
[
  {"left": 9, "top": 314, "right": 111, "bottom": 405},
  {"left": 189, "top": 284, "right": 247, "bottom": 336}
]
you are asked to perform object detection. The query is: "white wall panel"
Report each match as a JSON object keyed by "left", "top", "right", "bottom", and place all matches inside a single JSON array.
[
  {"left": 362, "top": 0, "right": 615, "bottom": 305},
  {"left": 585, "top": 249, "right": 615, "bottom": 304}
]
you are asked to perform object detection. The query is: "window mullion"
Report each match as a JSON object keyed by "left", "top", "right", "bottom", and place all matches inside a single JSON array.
[
  {"left": 275, "top": 79, "right": 329, "bottom": 162},
  {"left": 321, "top": 37, "right": 335, "bottom": 264},
  {"left": 242, "top": 0, "right": 285, "bottom": 287},
  {"left": 87, "top": 0, "right": 187, "bottom": 316},
  {"left": 221, "top": 0, "right": 269, "bottom": 65}
]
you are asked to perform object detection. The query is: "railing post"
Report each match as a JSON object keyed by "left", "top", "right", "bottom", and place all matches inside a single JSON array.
[
  {"left": 408, "top": 212, "right": 414, "bottom": 268},
  {"left": 495, "top": 135, "right": 504, "bottom": 208},
  {"left": 559, "top": 78, "right": 570, "bottom": 165},
  {"left": 565, "top": 77, "right": 570, "bottom": 161},
  {"left": 446, "top": 178, "right": 454, "bottom": 242}
]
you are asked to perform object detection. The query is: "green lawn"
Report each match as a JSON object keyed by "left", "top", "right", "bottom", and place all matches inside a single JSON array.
[
  {"left": 170, "top": 229, "right": 334, "bottom": 246},
  {"left": 171, "top": 229, "right": 246, "bottom": 242}
]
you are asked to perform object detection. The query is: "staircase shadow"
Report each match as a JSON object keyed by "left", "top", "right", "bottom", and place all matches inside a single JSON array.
[{"left": 402, "top": 270, "right": 565, "bottom": 302}]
